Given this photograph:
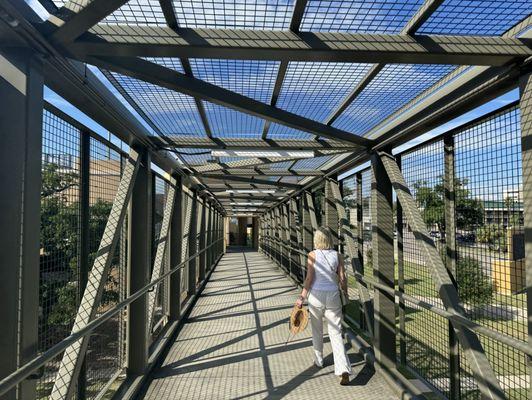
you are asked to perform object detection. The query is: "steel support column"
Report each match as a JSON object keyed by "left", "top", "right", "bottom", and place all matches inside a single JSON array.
[
  {"left": 396, "top": 156, "right": 406, "bottom": 365},
  {"left": 147, "top": 180, "right": 177, "bottom": 329},
  {"left": 0, "top": 49, "right": 43, "bottom": 400},
  {"left": 302, "top": 192, "right": 315, "bottom": 258},
  {"left": 169, "top": 177, "right": 182, "bottom": 321},
  {"left": 380, "top": 151, "right": 505, "bottom": 400},
  {"left": 281, "top": 204, "right": 290, "bottom": 270},
  {"left": 305, "top": 192, "right": 319, "bottom": 231},
  {"left": 77, "top": 129, "right": 90, "bottom": 399},
  {"left": 324, "top": 178, "right": 340, "bottom": 247},
  {"left": 188, "top": 192, "right": 198, "bottom": 296},
  {"left": 370, "top": 153, "right": 396, "bottom": 370},
  {"left": 444, "top": 136, "right": 460, "bottom": 400},
  {"left": 519, "top": 72, "right": 532, "bottom": 394},
  {"left": 205, "top": 203, "right": 212, "bottom": 271},
  {"left": 274, "top": 207, "right": 282, "bottom": 267},
  {"left": 289, "top": 199, "right": 300, "bottom": 279},
  {"left": 355, "top": 173, "right": 366, "bottom": 330},
  {"left": 198, "top": 197, "right": 206, "bottom": 281},
  {"left": 127, "top": 150, "right": 152, "bottom": 376},
  {"left": 180, "top": 191, "right": 192, "bottom": 297}
]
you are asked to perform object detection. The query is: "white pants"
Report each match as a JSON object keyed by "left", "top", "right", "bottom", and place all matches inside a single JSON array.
[{"left": 308, "top": 289, "right": 352, "bottom": 376}]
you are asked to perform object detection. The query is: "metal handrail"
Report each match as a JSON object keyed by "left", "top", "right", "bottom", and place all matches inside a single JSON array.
[
  {"left": 259, "top": 234, "right": 531, "bottom": 357},
  {"left": 0, "top": 238, "right": 224, "bottom": 397}
]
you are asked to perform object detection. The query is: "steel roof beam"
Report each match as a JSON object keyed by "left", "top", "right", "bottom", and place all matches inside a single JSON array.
[
  {"left": 262, "top": 0, "right": 307, "bottom": 140},
  {"left": 50, "top": 0, "right": 129, "bottom": 44},
  {"left": 199, "top": 174, "right": 301, "bottom": 189},
  {"left": 191, "top": 156, "right": 308, "bottom": 173},
  {"left": 152, "top": 136, "right": 355, "bottom": 150},
  {"left": 213, "top": 195, "right": 281, "bottom": 201},
  {"left": 198, "top": 169, "right": 324, "bottom": 176},
  {"left": 401, "top": 0, "right": 445, "bottom": 34},
  {"left": 80, "top": 56, "right": 371, "bottom": 147},
  {"left": 71, "top": 26, "right": 531, "bottom": 66},
  {"left": 159, "top": 0, "right": 178, "bottom": 30}
]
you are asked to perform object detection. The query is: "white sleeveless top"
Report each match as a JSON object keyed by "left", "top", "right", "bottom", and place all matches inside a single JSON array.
[{"left": 311, "top": 249, "right": 339, "bottom": 291}]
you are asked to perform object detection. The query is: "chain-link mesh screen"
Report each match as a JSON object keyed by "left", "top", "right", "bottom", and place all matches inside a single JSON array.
[
  {"left": 361, "top": 169, "right": 372, "bottom": 277},
  {"left": 39, "top": 111, "right": 81, "bottom": 399},
  {"left": 39, "top": 111, "right": 128, "bottom": 399},
  {"left": 392, "top": 104, "right": 527, "bottom": 398},
  {"left": 84, "top": 138, "right": 127, "bottom": 399},
  {"left": 339, "top": 176, "right": 364, "bottom": 326},
  {"left": 151, "top": 175, "right": 170, "bottom": 341},
  {"left": 400, "top": 140, "right": 451, "bottom": 395},
  {"left": 453, "top": 105, "right": 527, "bottom": 399}
]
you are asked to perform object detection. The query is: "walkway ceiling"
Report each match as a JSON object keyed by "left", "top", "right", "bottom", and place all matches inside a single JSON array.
[{"left": 5, "top": 0, "right": 532, "bottom": 216}]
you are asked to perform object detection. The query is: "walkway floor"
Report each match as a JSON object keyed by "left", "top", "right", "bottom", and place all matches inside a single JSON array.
[{"left": 140, "top": 248, "right": 398, "bottom": 399}]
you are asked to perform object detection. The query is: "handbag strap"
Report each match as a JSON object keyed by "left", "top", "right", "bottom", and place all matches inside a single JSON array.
[
  {"left": 319, "top": 250, "right": 346, "bottom": 307},
  {"left": 318, "top": 249, "right": 340, "bottom": 285}
]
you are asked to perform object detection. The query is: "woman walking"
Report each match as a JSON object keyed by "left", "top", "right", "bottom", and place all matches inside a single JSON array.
[{"left": 295, "top": 227, "right": 352, "bottom": 385}]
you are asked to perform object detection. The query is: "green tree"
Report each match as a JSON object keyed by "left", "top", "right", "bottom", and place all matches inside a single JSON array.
[
  {"left": 477, "top": 224, "right": 507, "bottom": 251},
  {"left": 456, "top": 257, "right": 494, "bottom": 307},
  {"left": 40, "top": 163, "right": 116, "bottom": 331},
  {"left": 414, "top": 176, "right": 484, "bottom": 236}
]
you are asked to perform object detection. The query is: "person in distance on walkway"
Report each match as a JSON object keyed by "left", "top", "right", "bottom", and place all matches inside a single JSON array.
[{"left": 295, "top": 227, "right": 352, "bottom": 385}]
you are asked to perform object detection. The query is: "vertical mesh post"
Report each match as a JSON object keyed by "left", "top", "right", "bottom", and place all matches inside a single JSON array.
[
  {"left": 127, "top": 150, "right": 151, "bottom": 376},
  {"left": 325, "top": 178, "right": 340, "bottom": 247},
  {"left": 169, "top": 176, "right": 182, "bottom": 321},
  {"left": 371, "top": 152, "right": 397, "bottom": 370},
  {"left": 444, "top": 135, "right": 460, "bottom": 399},
  {"left": 188, "top": 192, "right": 198, "bottom": 296},
  {"left": 198, "top": 197, "right": 206, "bottom": 282}
]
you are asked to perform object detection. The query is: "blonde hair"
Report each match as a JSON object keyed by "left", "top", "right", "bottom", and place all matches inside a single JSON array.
[{"left": 313, "top": 227, "right": 333, "bottom": 250}]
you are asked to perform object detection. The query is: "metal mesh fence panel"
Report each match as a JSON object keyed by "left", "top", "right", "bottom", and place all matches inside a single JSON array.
[
  {"left": 339, "top": 176, "right": 366, "bottom": 327},
  {"left": 453, "top": 105, "right": 527, "bottom": 399},
  {"left": 361, "top": 169, "right": 372, "bottom": 278},
  {"left": 84, "top": 137, "right": 127, "bottom": 399},
  {"left": 151, "top": 175, "right": 170, "bottom": 341},
  {"left": 39, "top": 110, "right": 81, "bottom": 399},
  {"left": 180, "top": 190, "right": 194, "bottom": 305},
  {"left": 341, "top": 176, "right": 358, "bottom": 300},
  {"left": 387, "top": 103, "right": 527, "bottom": 398},
  {"left": 400, "top": 140, "right": 451, "bottom": 395}
]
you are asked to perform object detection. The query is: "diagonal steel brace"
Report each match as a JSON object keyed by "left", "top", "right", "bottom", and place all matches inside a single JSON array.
[{"left": 51, "top": 152, "right": 141, "bottom": 400}]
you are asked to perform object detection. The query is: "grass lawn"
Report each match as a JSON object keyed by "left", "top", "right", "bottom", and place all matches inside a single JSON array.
[{"left": 344, "top": 256, "right": 528, "bottom": 397}]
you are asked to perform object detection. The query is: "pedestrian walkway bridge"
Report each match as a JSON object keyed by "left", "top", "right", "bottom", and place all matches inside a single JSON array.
[
  {"left": 1, "top": 1, "right": 531, "bottom": 400},
  {"left": 139, "top": 248, "right": 397, "bottom": 400}
]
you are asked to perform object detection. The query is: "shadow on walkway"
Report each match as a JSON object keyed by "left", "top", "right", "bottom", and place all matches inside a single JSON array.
[{"left": 139, "top": 247, "right": 396, "bottom": 400}]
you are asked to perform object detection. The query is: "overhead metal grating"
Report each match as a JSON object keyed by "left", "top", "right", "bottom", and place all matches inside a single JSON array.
[
  {"left": 291, "top": 154, "right": 336, "bottom": 170},
  {"left": 189, "top": 59, "right": 280, "bottom": 138},
  {"left": 172, "top": 0, "right": 295, "bottom": 29},
  {"left": 274, "top": 62, "right": 374, "bottom": 123},
  {"left": 267, "top": 124, "right": 314, "bottom": 140},
  {"left": 107, "top": 72, "right": 207, "bottom": 136},
  {"left": 300, "top": 0, "right": 425, "bottom": 32},
  {"left": 332, "top": 64, "right": 456, "bottom": 136},
  {"left": 417, "top": 0, "right": 532, "bottom": 36},
  {"left": 175, "top": 149, "right": 213, "bottom": 165}
]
